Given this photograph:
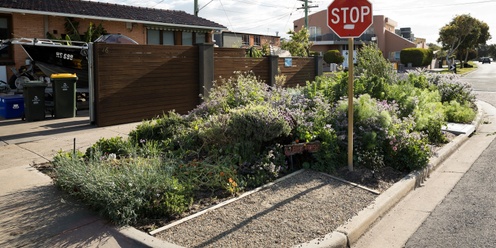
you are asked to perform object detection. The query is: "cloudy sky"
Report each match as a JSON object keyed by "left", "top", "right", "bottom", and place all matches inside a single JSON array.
[{"left": 89, "top": 0, "right": 496, "bottom": 44}]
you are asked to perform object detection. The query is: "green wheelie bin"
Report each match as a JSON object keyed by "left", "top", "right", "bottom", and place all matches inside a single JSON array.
[
  {"left": 22, "top": 80, "right": 47, "bottom": 121},
  {"left": 51, "top": 73, "right": 78, "bottom": 118}
]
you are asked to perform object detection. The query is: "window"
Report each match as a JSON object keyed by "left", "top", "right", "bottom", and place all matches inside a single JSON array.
[
  {"left": 147, "top": 29, "right": 160, "bottom": 45},
  {"left": 182, "top": 32, "right": 193, "bottom": 46},
  {"left": 147, "top": 29, "right": 175, "bottom": 45},
  {"left": 162, "top": 31, "right": 174, "bottom": 45},
  {"left": 242, "top": 34, "right": 250, "bottom": 46},
  {"left": 0, "top": 15, "right": 12, "bottom": 62},
  {"left": 309, "top": 26, "right": 321, "bottom": 41},
  {"left": 254, "top": 35, "right": 261, "bottom": 46}
]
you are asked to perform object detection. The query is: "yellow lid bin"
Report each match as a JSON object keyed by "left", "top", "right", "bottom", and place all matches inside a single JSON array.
[
  {"left": 50, "top": 73, "right": 78, "bottom": 79},
  {"left": 50, "top": 73, "right": 78, "bottom": 118}
]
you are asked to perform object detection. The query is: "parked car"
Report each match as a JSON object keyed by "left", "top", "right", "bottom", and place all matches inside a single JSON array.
[{"left": 482, "top": 57, "right": 491, "bottom": 64}]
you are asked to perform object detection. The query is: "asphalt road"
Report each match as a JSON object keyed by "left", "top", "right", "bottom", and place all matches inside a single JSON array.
[
  {"left": 404, "top": 61, "right": 496, "bottom": 247},
  {"left": 462, "top": 61, "right": 496, "bottom": 92},
  {"left": 405, "top": 137, "right": 496, "bottom": 247}
]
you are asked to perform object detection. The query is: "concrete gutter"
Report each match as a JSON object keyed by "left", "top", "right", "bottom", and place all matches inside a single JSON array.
[{"left": 296, "top": 100, "right": 484, "bottom": 248}]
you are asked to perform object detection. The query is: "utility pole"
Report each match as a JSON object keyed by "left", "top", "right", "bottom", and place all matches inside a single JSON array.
[
  {"left": 194, "top": 0, "right": 214, "bottom": 17},
  {"left": 297, "top": 0, "right": 318, "bottom": 29},
  {"left": 194, "top": 0, "right": 199, "bottom": 16}
]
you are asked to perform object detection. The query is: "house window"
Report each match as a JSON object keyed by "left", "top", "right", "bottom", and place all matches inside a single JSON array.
[
  {"left": 162, "top": 31, "right": 174, "bottom": 45},
  {"left": 147, "top": 29, "right": 175, "bottom": 45},
  {"left": 182, "top": 32, "right": 193, "bottom": 46},
  {"left": 254, "top": 35, "right": 261, "bottom": 46},
  {"left": 242, "top": 34, "right": 250, "bottom": 46},
  {"left": 0, "top": 15, "right": 12, "bottom": 62}
]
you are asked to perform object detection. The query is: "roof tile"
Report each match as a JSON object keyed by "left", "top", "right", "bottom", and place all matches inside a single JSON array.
[{"left": 0, "top": 0, "right": 226, "bottom": 29}]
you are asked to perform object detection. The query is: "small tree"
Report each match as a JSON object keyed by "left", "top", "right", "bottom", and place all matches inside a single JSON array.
[
  {"left": 281, "top": 28, "right": 312, "bottom": 57},
  {"left": 323, "top": 50, "right": 344, "bottom": 64},
  {"left": 356, "top": 43, "right": 396, "bottom": 83}
]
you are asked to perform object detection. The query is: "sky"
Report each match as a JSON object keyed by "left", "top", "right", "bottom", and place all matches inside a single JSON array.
[{"left": 89, "top": 0, "right": 496, "bottom": 45}]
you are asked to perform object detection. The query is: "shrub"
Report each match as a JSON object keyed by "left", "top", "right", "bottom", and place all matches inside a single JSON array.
[
  {"left": 333, "top": 95, "right": 394, "bottom": 170},
  {"left": 357, "top": 43, "right": 396, "bottom": 84},
  {"left": 425, "top": 73, "right": 476, "bottom": 107},
  {"left": 85, "top": 136, "right": 131, "bottom": 159},
  {"left": 400, "top": 48, "right": 433, "bottom": 67},
  {"left": 53, "top": 153, "right": 192, "bottom": 226},
  {"left": 197, "top": 104, "right": 291, "bottom": 162},
  {"left": 444, "top": 101, "right": 476, "bottom": 123},
  {"left": 128, "top": 111, "right": 191, "bottom": 151},
  {"left": 192, "top": 72, "right": 272, "bottom": 117},
  {"left": 412, "top": 89, "right": 447, "bottom": 144},
  {"left": 323, "top": 50, "right": 344, "bottom": 64}
]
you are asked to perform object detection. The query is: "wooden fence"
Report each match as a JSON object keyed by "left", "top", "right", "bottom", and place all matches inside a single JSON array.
[{"left": 92, "top": 43, "right": 322, "bottom": 126}]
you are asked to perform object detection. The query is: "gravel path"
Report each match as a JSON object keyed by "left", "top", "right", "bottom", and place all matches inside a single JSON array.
[{"left": 153, "top": 170, "right": 376, "bottom": 248}]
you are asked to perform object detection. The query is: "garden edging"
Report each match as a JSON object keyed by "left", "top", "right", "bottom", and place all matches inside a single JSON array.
[{"left": 296, "top": 100, "right": 484, "bottom": 248}]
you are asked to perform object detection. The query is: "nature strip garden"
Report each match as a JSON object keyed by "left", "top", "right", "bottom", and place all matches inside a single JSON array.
[{"left": 48, "top": 44, "right": 476, "bottom": 233}]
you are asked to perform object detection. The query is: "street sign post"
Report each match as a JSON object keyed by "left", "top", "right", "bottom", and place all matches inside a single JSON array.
[{"left": 327, "top": 0, "right": 373, "bottom": 171}]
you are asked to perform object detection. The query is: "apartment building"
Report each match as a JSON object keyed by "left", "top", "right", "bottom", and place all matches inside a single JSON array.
[{"left": 294, "top": 9, "right": 426, "bottom": 66}]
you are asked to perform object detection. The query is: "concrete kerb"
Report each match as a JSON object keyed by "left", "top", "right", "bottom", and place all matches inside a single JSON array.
[{"left": 298, "top": 100, "right": 485, "bottom": 248}]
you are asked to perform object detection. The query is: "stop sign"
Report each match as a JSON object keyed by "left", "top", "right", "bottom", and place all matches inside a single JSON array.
[{"left": 327, "top": 0, "right": 373, "bottom": 38}]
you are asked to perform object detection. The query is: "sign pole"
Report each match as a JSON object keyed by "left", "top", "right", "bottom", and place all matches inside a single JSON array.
[{"left": 347, "top": 37, "right": 354, "bottom": 172}]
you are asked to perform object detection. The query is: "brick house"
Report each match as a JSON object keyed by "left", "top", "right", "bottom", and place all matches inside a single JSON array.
[
  {"left": 293, "top": 9, "right": 426, "bottom": 67},
  {"left": 0, "top": 0, "right": 226, "bottom": 82}
]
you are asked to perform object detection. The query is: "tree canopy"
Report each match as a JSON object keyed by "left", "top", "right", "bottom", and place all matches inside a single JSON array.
[{"left": 438, "top": 14, "right": 491, "bottom": 67}]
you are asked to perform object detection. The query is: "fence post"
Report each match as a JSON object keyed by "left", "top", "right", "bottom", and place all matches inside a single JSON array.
[
  {"left": 314, "top": 55, "right": 323, "bottom": 77},
  {"left": 268, "top": 55, "right": 279, "bottom": 87},
  {"left": 198, "top": 43, "right": 214, "bottom": 100}
]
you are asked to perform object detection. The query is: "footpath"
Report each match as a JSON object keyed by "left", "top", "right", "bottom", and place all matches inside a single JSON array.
[{"left": 0, "top": 98, "right": 494, "bottom": 248}]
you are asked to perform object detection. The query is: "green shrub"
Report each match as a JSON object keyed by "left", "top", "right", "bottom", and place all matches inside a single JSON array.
[
  {"left": 53, "top": 153, "right": 192, "bottom": 225},
  {"left": 354, "top": 75, "right": 389, "bottom": 100},
  {"left": 400, "top": 48, "right": 433, "bottom": 67},
  {"left": 426, "top": 73, "right": 476, "bottom": 107},
  {"left": 197, "top": 104, "right": 291, "bottom": 162},
  {"left": 444, "top": 101, "right": 476, "bottom": 123},
  {"left": 196, "top": 72, "right": 271, "bottom": 116},
  {"left": 357, "top": 43, "right": 396, "bottom": 84},
  {"left": 85, "top": 136, "right": 131, "bottom": 159},
  {"left": 323, "top": 50, "right": 344, "bottom": 64},
  {"left": 333, "top": 95, "right": 394, "bottom": 170}
]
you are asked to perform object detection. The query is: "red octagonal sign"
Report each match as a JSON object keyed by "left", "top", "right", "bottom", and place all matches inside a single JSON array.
[{"left": 327, "top": 0, "right": 373, "bottom": 38}]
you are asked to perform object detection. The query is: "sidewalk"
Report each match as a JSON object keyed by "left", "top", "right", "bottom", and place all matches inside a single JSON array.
[
  {"left": 0, "top": 100, "right": 491, "bottom": 248},
  {"left": 0, "top": 113, "right": 177, "bottom": 247}
]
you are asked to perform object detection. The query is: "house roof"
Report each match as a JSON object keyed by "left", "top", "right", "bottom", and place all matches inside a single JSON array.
[{"left": 0, "top": 0, "right": 226, "bottom": 31}]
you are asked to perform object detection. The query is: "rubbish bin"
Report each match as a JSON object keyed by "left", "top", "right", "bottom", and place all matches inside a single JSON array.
[
  {"left": 22, "top": 80, "right": 47, "bottom": 121},
  {"left": 51, "top": 73, "right": 78, "bottom": 118}
]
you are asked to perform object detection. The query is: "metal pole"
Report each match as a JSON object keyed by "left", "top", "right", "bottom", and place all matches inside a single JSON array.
[
  {"left": 88, "top": 42, "right": 95, "bottom": 124},
  {"left": 347, "top": 38, "right": 354, "bottom": 172},
  {"left": 194, "top": 0, "right": 199, "bottom": 16},
  {"left": 304, "top": 0, "right": 309, "bottom": 28}
]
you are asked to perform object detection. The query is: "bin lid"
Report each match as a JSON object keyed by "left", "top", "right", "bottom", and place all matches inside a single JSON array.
[
  {"left": 50, "top": 73, "right": 78, "bottom": 79},
  {"left": 21, "top": 80, "right": 47, "bottom": 87}
]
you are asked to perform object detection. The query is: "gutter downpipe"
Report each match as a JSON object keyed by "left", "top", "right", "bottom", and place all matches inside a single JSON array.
[{"left": 88, "top": 42, "right": 95, "bottom": 124}]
